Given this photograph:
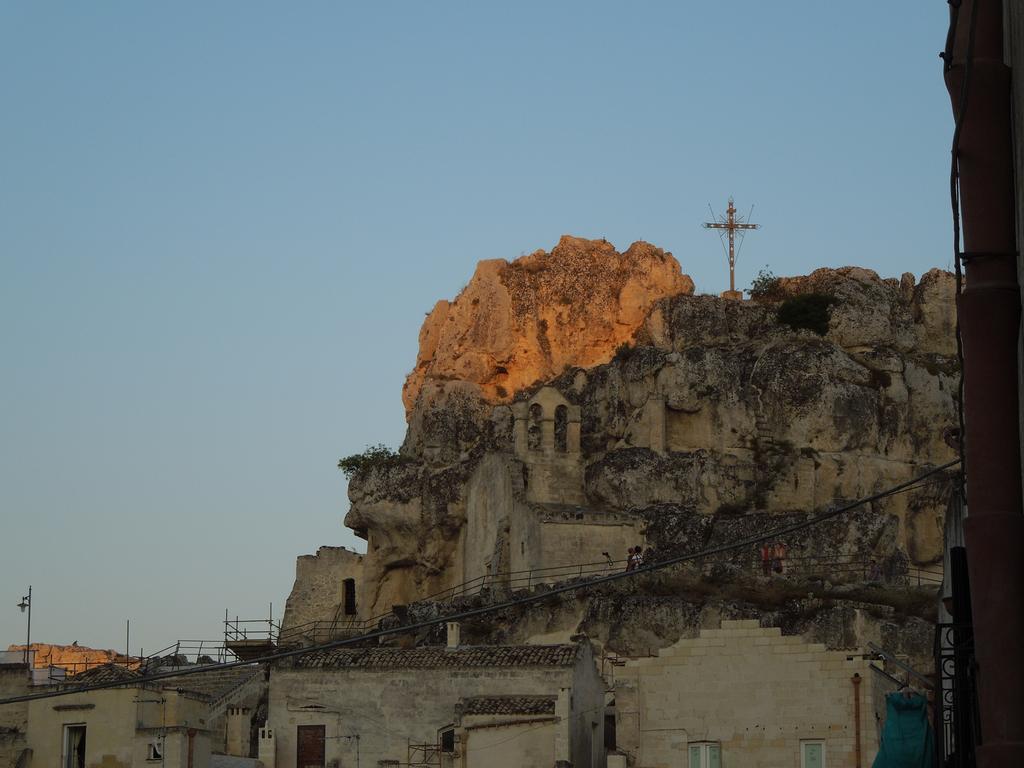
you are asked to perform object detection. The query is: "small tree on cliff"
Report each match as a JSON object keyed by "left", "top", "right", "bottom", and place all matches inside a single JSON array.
[{"left": 338, "top": 444, "right": 404, "bottom": 479}]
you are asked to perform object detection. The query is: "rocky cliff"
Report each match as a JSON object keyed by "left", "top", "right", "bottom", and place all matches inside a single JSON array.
[
  {"left": 309, "top": 237, "right": 957, "bottom": 667},
  {"left": 403, "top": 236, "right": 694, "bottom": 415},
  {"left": 7, "top": 642, "right": 137, "bottom": 673}
]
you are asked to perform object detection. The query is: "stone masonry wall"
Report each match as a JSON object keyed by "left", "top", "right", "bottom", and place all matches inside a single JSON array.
[
  {"left": 614, "top": 619, "right": 877, "bottom": 768},
  {"left": 280, "top": 546, "right": 364, "bottom": 636},
  {"left": 267, "top": 663, "right": 599, "bottom": 768}
]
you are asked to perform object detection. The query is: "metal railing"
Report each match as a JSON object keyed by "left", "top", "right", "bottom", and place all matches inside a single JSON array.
[
  {"left": 224, "top": 616, "right": 280, "bottom": 644},
  {"left": 275, "top": 550, "right": 942, "bottom": 646}
]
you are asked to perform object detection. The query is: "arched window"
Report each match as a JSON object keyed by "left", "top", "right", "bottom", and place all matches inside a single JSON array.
[
  {"left": 527, "top": 403, "right": 543, "bottom": 451},
  {"left": 554, "top": 405, "right": 569, "bottom": 452}
]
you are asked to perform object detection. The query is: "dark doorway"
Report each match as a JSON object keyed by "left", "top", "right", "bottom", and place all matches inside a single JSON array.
[{"left": 297, "top": 724, "right": 325, "bottom": 768}]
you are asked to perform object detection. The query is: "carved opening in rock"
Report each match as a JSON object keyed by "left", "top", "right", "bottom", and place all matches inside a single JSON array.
[
  {"left": 554, "top": 404, "right": 569, "bottom": 452},
  {"left": 342, "top": 578, "right": 357, "bottom": 615},
  {"left": 528, "top": 403, "right": 543, "bottom": 451}
]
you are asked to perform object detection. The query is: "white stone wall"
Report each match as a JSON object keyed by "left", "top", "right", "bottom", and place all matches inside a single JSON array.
[
  {"left": 267, "top": 655, "right": 604, "bottom": 768},
  {"left": 459, "top": 713, "right": 557, "bottom": 768},
  {"left": 25, "top": 686, "right": 211, "bottom": 768},
  {"left": 615, "top": 619, "right": 877, "bottom": 768}
]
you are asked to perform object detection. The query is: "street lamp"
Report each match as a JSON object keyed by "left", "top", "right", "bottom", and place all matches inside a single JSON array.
[{"left": 17, "top": 586, "right": 31, "bottom": 672}]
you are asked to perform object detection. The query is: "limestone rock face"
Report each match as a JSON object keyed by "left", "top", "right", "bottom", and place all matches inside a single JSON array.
[
  {"left": 402, "top": 236, "right": 694, "bottom": 415},
  {"left": 7, "top": 642, "right": 135, "bottom": 673},
  {"left": 300, "top": 244, "right": 958, "bottom": 659}
]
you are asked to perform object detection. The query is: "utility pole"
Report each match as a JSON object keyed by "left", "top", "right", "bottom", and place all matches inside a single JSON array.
[
  {"left": 703, "top": 197, "right": 759, "bottom": 296},
  {"left": 17, "top": 586, "right": 31, "bottom": 677}
]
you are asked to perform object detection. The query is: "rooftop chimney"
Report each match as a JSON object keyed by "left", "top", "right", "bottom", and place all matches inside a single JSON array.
[{"left": 446, "top": 622, "right": 461, "bottom": 649}]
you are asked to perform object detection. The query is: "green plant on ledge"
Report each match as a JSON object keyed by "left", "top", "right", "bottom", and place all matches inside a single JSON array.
[
  {"left": 338, "top": 444, "right": 405, "bottom": 479},
  {"left": 747, "top": 267, "right": 782, "bottom": 300}
]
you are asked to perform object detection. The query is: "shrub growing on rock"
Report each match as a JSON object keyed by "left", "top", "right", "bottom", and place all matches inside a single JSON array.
[
  {"left": 747, "top": 267, "right": 783, "bottom": 300},
  {"left": 338, "top": 444, "right": 405, "bottom": 479}
]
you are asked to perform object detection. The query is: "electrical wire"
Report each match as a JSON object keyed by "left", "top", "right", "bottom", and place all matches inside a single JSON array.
[{"left": 0, "top": 458, "right": 958, "bottom": 707}]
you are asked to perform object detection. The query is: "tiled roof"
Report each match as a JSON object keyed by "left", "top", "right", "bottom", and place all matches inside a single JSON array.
[
  {"left": 67, "top": 664, "right": 142, "bottom": 684},
  {"left": 294, "top": 644, "right": 580, "bottom": 670},
  {"left": 66, "top": 662, "right": 261, "bottom": 703},
  {"left": 462, "top": 695, "right": 557, "bottom": 716}
]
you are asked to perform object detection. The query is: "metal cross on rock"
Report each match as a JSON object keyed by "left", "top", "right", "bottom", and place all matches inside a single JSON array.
[{"left": 703, "top": 197, "right": 760, "bottom": 294}]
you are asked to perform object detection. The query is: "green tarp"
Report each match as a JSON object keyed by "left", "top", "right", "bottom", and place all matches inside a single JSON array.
[{"left": 872, "top": 691, "right": 936, "bottom": 768}]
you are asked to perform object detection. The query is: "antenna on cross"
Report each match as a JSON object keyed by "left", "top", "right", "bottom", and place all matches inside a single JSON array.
[{"left": 703, "top": 197, "right": 760, "bottom": 298}]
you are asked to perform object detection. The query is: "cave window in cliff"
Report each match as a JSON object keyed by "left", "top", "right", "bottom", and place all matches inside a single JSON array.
[
  {"left": 528, "top": 403, "right": 543, "bottom": 451},
  {"left": 342, "top": 578, "right": 357, "bottom": 616},
  {"left": 554, "top": 405, "right": 569, "bottom": 452}
]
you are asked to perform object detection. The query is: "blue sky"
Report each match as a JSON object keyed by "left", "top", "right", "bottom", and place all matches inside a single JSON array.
[{"left": 0, "top": 3, "right": 953, "bottom": 653}]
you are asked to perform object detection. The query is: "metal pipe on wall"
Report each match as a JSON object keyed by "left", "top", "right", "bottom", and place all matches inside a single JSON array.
[{"left": 944, "top": 1, "right": 1024, "bottom": 766}]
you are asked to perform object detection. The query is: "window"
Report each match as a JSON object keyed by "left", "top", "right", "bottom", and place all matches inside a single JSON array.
[
  {"left": 528, "top": 403, "right": 543, "bottom": 450},
  {"left": 554, "top": 405, "right": 568, "bottom": 452},
  {"left": 688, "top": 742, "right": 720, "bottom": 768},
  {"left": 63, "top": 724, "right": 86, "bottom": 768},
  {"left": 147, "top": 742, "right": 163, "bottom": 761},
  {"left": 801, "top": 740, "right": 826, "bottom": 768},
  {"left": 440, "top": 727, "right": 455, "bottom": 753},
  {"left": 343, "top": 578, "right": 357, "bottom": 616}
]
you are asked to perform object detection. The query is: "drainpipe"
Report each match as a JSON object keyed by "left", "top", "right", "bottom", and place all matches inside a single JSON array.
[
  {"left": 187, "top": 728, "right": 196, "bottom": 768},
  {"left": 944, "top": 2, "right": 1024, "bottom": 767},
  {"left": 851, "top": 673, "right": 862, "bottom": 768}
]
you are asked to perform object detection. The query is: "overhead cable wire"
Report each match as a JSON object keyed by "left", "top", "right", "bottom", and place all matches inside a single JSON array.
[{"left": 0, "top": 458, "right": 959, "bottom": 707}]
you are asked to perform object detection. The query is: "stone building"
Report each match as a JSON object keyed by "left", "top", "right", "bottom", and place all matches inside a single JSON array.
[
  {"left": 0, "top": 653, "right": 29, "bottom": 768},
  {"left": 612, "top": 620, "right": 879, "bottom": 768},
  {"left": 24, "top": 664, "right": 213, "bottom": 768},
  {"left": 12, "top": 661, "right": 264, "bottom": 768},
  {"left": 263, "top": 633, "right": 605, "bottom": 768}
]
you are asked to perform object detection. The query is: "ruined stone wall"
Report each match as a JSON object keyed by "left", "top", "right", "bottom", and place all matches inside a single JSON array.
[
  {"left": 614, "top": 619, "right": 877, "bottom": 768},
  {"left": 463, "top": 454, "right": 516, "bottom": 585},
  {"left": 532, "top": 513, "right": 645, "bottom": 575},
  {"left": 280, "top": 546, "right": 364, "bottom": 636}
]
